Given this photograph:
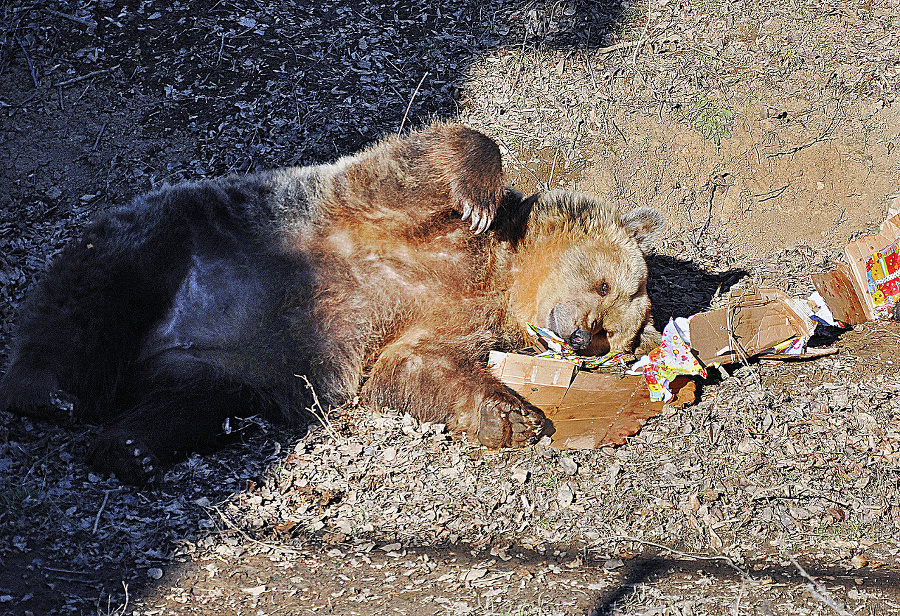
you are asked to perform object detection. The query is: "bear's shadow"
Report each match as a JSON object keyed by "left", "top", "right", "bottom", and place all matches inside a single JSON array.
[{"left": 645, "top": 254, "right": 749, "bottom": 326}]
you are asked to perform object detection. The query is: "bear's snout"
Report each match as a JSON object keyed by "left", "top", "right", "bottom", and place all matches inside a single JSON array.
[{"left": 568, "top": 328, "right": 592, "bottom": 350}]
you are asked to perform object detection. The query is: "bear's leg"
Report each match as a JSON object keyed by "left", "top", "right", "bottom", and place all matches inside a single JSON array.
[
  {"left": 88, "top": 362, "right": 273, "bottom": 484},
  {"left": 0, "top": 209, "right": 190, "bottom": 423},
  {"left": 360, "top": 331, "right": 547, "bottom": 448}
]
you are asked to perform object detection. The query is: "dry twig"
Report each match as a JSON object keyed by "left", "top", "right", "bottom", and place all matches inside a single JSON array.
[
  {"left": 631, "top": 0, "right": 653, "bottom": 66},
  {"left": 15, "top": 35, "right": 39, "bottom": 88},
  {"left": 53, "top": 68, "right": 113, "bottom": 88},
  {"left": 784, "top": 552, "right": 854, "bottom": 616},
  {"left": 297, "top": 374, "right": 339, "bottom": 441},
  {"left": 92, "top": 121, "right": 108, "bottom": 152},
  {"left": 398, "top": 72, "right": 429, "bottom": 135},
  {"left": 43, "top": 8, "right": 96, "bottom": 29},
  {"left": 92, "top": 489, "right": 116, "bottom": 534}
]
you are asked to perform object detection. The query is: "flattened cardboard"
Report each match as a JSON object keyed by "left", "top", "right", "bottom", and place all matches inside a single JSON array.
[
  {"left": 688, "top": 287, "right": 816, "bottom": 366},
  {"left": 488, "top": 351, "right": 666, "bottom": 449},
  {"left": 810, "top": 263, "right": 870, "bottom": 325}
]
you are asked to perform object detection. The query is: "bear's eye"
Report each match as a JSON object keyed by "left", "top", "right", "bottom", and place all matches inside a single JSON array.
[{"left": 595, "top": 281, "right": 610, "bottom": 297}]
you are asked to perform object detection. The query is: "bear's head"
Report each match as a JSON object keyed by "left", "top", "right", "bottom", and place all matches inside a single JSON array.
[{"left": 507, "top": 190, "right": 665, "bottom": 355}]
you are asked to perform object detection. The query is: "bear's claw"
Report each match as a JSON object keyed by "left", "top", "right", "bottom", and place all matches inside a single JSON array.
[
  {"left": 460, "top": 199, "right": 493, "bottom": 234},
  {"left": 88, "top": 431, "right": 161, "bottom": 485}
]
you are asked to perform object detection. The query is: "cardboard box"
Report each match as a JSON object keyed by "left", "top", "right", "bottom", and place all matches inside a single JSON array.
[
  {"left": 810, "top": 263, "right": 870, "bottom": 325},
  {"left": 488, "top": 351, "right": 673, "bottom": 449},
  {"left": 688, "top": 287, "right": 817, "bottom": 366},
  {"left": 840, "top": 211, "right": 900, "bottom": 321}
]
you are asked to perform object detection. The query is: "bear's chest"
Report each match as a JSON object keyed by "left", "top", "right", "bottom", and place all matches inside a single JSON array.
[{"left": 315, "top": 222, "right": 483, "bottom": 298}]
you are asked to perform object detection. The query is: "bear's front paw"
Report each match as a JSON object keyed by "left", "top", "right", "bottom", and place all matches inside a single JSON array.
[
  {"left": 477, "top": 399, "right": 548, "bottom": 448},
  {"left": 88, "top": 431, "right": 161, "bottom": 485},
  {"left": 0, "top": 371, "right": 77, "bottom": 423}
]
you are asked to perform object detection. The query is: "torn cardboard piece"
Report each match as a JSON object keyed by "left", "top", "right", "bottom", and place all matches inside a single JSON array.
[
  {"left": 812, "top": 210, "right": 900, "bottom": 323},
  {"left": 688, "top": 287, "right": 818, "bottom": 366},
  {"left": 488, "top": 351, "right": 692, "bottom": 449},
  {"left": 843, "top": 210, "right": 900, "bottom": 320}
]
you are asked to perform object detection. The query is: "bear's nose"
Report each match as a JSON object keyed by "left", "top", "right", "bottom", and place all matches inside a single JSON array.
[{"left": 568, "top": 328, "right": 591, "bottom": 350}]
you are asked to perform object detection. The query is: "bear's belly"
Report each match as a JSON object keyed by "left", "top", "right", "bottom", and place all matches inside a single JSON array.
[{"left": 140, "top": 252, "right": 303, "bottom": 387}]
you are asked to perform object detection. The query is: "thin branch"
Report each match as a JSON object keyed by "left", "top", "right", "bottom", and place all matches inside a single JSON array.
[
  {"left": 753, "top": 184, "right": 790, "bottom": 202},
  {"left": 43, "top": 8, "right": 96, "bottom": 29},
  {"left": 92, "top": 121, "right": 108, "bottom": 151},
  {"left": 596, "top": 40, "right": 641, "bottom": 55},
  {"left": 296, "top": 374, "right": 339, "bottom": 441},
  {"left": 784, "top": 552, "right": 854, "bottom": 616},
  {"left": 53, "top": 68, "right": 112, "bottom": 88},
  {"left": 15, "top": 36, "right": 39, "bottom": 88},
  {"left": 92, "top": 490, "right": 114, "bottom": 534},
  {"left": 631, "top": 0, "right": 653, "bottom": 66},
  {"left": 13, "top": 92, "right": 37, "bottom": 108},
  {"left": 398, "top": 71, "right": 428, "bottom": 136},
  {"left": 597, "top": 535, "right": 754, "bottom": 582},
  {"left": 546, "top": 148, "right": 560, "bottom": 190},
  {"left": 767, "top": 110, "right": 843, "bottom": 158}
]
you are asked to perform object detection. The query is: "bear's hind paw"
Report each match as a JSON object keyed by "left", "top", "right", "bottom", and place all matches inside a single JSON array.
[
  {"left": 88, "top": 432, "right": 161, "bottom": 485},
  {"left": 0, "top": 374, "right": 77, "bottom": 423}
]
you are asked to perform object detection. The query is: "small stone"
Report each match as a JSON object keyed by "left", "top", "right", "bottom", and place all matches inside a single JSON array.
[
  {"left": 559, "top": 457, "right": 578, "bottom": 476},
  {"left": 148, "top": 568, "right": 163, "bottom": 580},
  {"left": 511, "top": 467, "right": 529, "bottom": 483},
  {"left": 557, "top": 484, "right": 575, "bottom": 508}
]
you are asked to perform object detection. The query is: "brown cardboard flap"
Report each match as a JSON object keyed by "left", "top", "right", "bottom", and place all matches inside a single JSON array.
[
  {"left": 489, "top": 352, "right": 665, "bottom": 449},
  {"left": 489, "top": 352, "right": 573, "bottom": 411},
  {"left": 810, "top": 263, "right": 869, "bottom": 325},
  {"left": 844, "top": 212, "right": 900, "bottom": 321}
]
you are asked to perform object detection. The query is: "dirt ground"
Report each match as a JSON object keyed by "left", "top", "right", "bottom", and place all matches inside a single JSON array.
[{"left": 1, "top": 1, "right": 899, "bottom": 615}]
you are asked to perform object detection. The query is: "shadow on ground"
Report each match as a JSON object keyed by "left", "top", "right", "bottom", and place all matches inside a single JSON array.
[
  {"left": 589, "top": 552, "right": 899, "bottom": 615},
  {"left": 646, "top": 254, "right": 748, "bottom": 326}
]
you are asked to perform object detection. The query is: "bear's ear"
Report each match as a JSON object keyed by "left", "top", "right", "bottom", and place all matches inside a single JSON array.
[{"left": 621, "top": 207, "right": 665, "bottom": 253}]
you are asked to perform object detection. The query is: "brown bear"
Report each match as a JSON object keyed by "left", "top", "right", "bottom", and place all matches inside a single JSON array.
[{"left": 0, "top": 123, "right": 663, "bottom": 484}]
